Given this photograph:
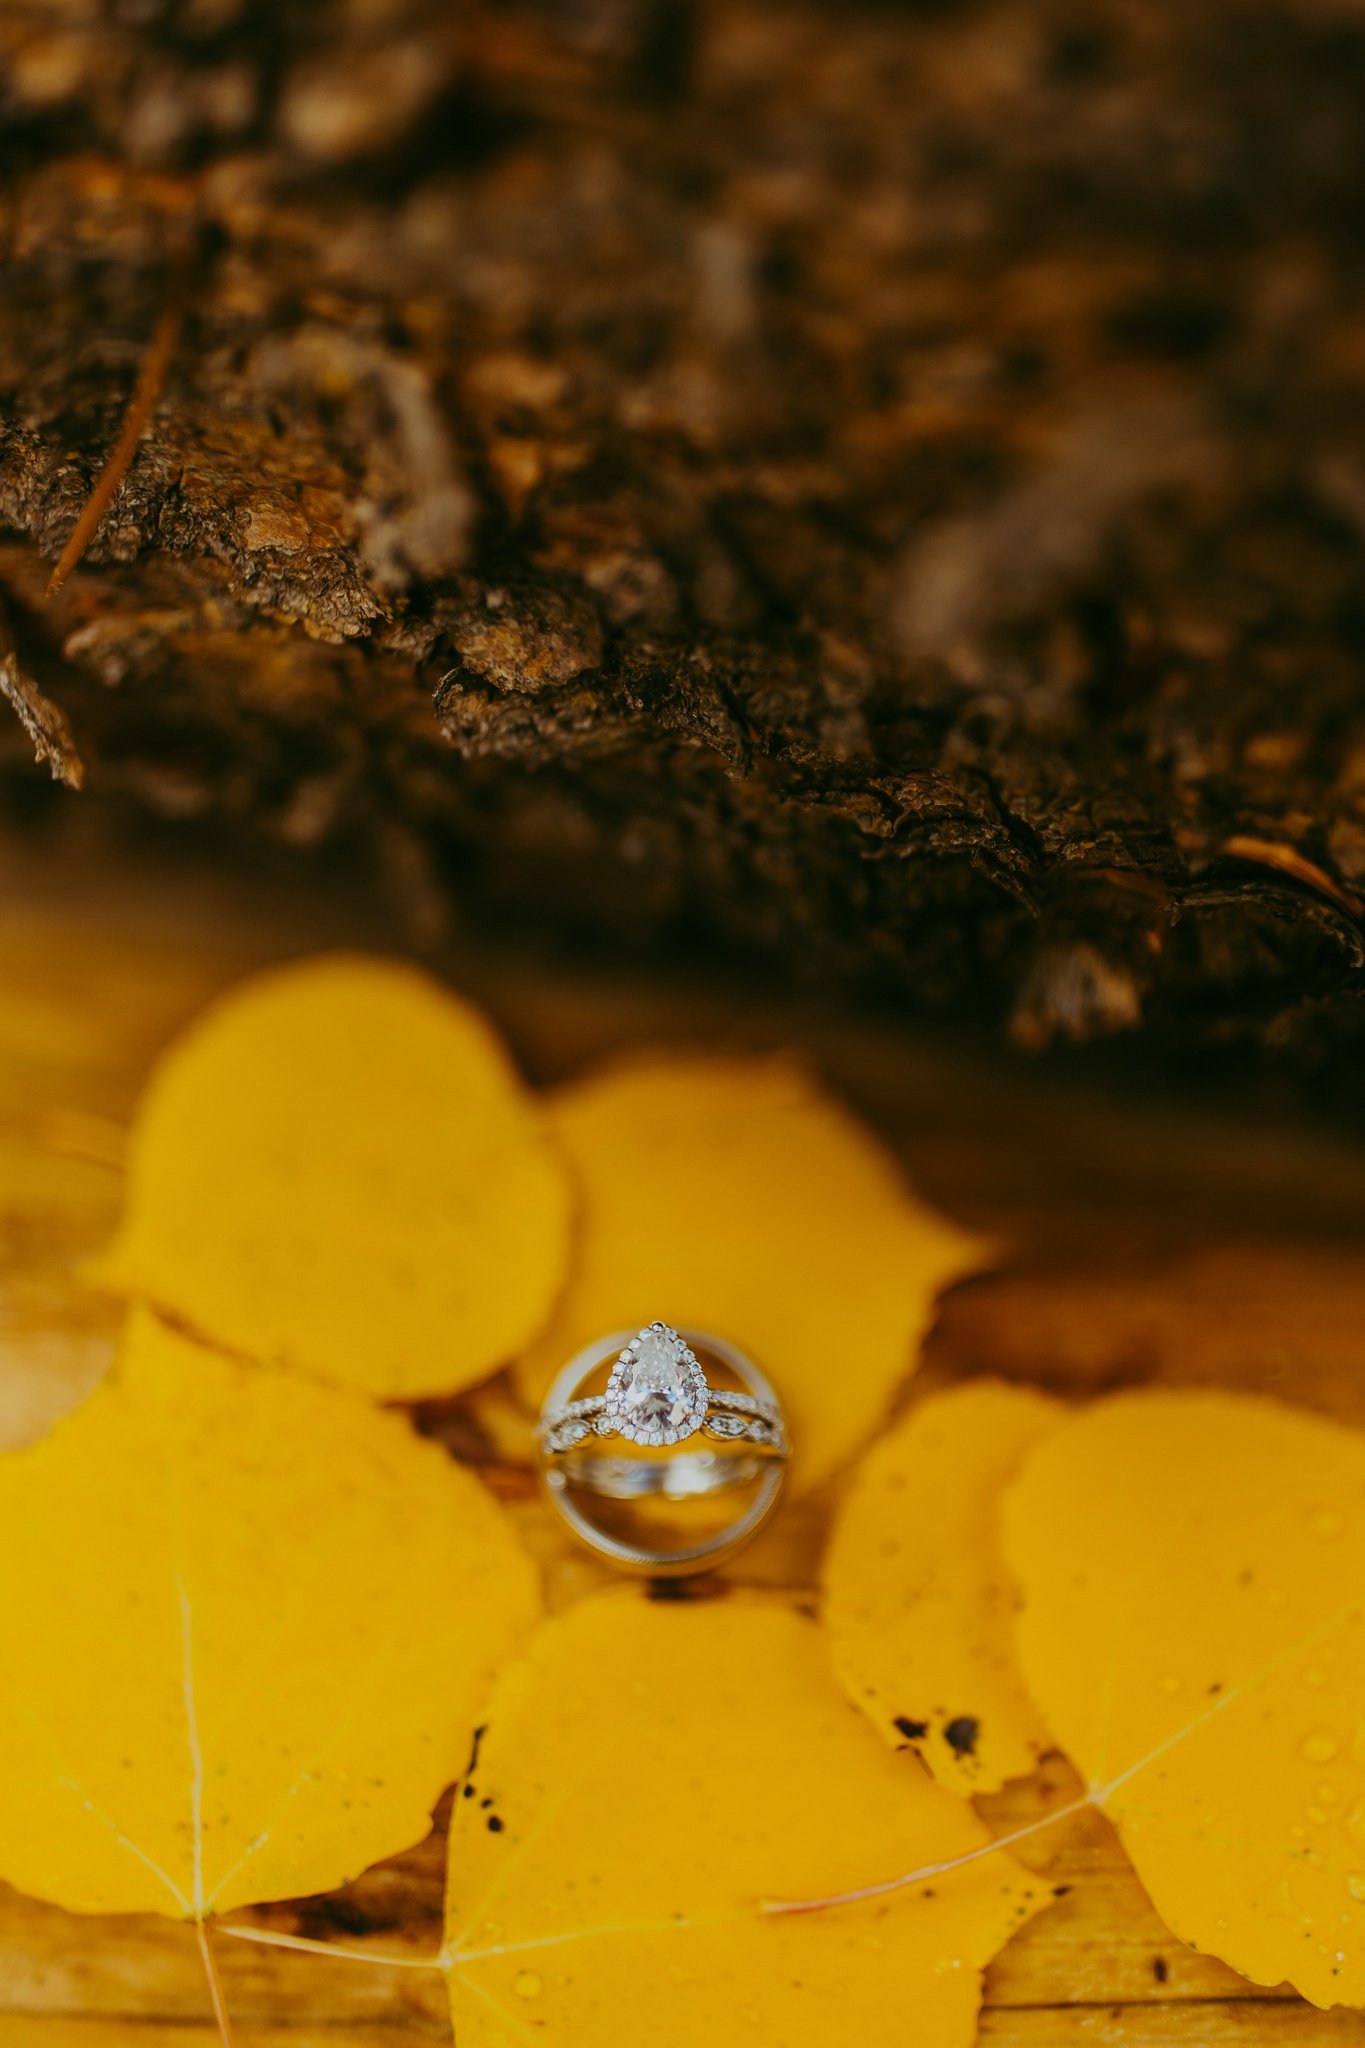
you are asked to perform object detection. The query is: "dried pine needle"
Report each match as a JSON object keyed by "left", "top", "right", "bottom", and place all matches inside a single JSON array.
[{"left": 46, "top": 291, "right": 184, "bottom": 598}]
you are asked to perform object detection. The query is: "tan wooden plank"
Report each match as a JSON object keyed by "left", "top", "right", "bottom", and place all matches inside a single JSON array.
[
  {"left": 981, "top": 2008, "right": 1365, "bottom": 2046},
  {"left": 2, "top": 2009, "right": 1362, "bottom": 2048},
  {"left": 6, "top": 2011, "right": 1363, "bottom": 2048},
  {"left": 0, "top": 2024, "right": 438, "bottom": 2046}
]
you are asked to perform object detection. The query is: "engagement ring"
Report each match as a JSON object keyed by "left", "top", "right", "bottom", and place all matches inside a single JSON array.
[{"left": 537, "top": 1321, "right": 790, "bottom": 1574}]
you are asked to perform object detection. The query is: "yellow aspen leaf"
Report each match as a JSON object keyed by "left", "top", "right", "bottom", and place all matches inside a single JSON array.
[
  {"left": 443, "top": 1591, "right": 1045, "bottom": 2047},
  {"left": 1003, "top": 1390, "right": 1365, "bottom": 2008},
  {"left": 96, "top": 955, "right": 572, "bottom": 1399},
  {"left": 824, "top": 1379, "right": 1064, "bottom": 1794},
  {"left": 0, "top": 1308, "right": 540, "bottom": 1920},
  {"left": 514, "top": 1053, "right": 986, "bottom": 1489}
]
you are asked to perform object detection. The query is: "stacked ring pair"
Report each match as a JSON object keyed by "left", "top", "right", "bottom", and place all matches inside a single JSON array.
[{"left": 537, "top": 1321, "right": 789, "bottom": 1574}]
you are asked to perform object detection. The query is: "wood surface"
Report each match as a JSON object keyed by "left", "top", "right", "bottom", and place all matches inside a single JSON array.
[{"left": 1, "top": 841, "right": 1364, "bottom": 2044}]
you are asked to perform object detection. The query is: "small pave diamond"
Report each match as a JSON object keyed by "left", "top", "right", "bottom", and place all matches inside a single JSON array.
[
  {"left": 703, "top": 1411, "right": 752, "bottom": 1441},
  {"left": 604, "top": 1321, "right": 709, "bottom": 1447},
  {"left": 709, "top": 1390, "right": 760, "bottom": 1413},
  {"left": 537, "top": 1393, "right": 608, "bottom": 1451}
]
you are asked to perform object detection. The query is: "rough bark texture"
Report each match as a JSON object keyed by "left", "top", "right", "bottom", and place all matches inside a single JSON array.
[{"left": 3, "top": 0, "right": 1365, "bottom": 1090}]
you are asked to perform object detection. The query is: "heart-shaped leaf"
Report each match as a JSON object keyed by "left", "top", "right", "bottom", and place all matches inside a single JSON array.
[
  {"left": 97, "top": 956, "right": 572, "bottom": 1399},
  {"left": 0, "top": 1309, "right": 539, "bottom": 1921},
  {"left": 1004, "top": 1389, "right": 1365, "bottom": 2007},
  {"left": 442, "top": 1590, "right": 1044, "bottom": 2045}
]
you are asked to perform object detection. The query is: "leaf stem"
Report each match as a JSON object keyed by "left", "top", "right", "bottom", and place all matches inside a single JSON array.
[
  {"left": 761, "top": 1792, "right": 1094, "bottom": 1916},
  {"left": 217, "top": 1921, "right": 447, "bottom": 1971},
  {"left": 196, "top": 1918, "right": 235, "bottom": 2048}
]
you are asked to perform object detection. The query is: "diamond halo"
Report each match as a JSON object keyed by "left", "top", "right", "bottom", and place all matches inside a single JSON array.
[{"left": 603, "top": 1321, "right": 710, "bottom": 1447}]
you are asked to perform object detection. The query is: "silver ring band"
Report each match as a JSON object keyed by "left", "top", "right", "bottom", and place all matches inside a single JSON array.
[{"left": 537, "top": 1322, "right": 790, "bottom": 1575}]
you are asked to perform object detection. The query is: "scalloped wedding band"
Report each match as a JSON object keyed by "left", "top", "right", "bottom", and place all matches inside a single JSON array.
[{"left": 537, "top": 1321, "right": 790, "bottom": 1575}]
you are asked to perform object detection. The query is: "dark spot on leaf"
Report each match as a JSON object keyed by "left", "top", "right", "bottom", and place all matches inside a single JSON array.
[
  {"left": 944, "top": 1715, "right": 980, "bottom": 1757},
  {"left": 486, "top": 1813, "right": 504, "bottom": 1833},
  {"left": 893, "top": 1716, "right": 929, "bottom": 1741},
  {"left": 1153, "top": 1957, "right": 1169, "bottom": 1983}
]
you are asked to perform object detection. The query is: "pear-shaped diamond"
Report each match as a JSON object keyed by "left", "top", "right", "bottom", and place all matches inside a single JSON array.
[{"left": 605, "top": 1322, "right": 708, "bottom": 1446}]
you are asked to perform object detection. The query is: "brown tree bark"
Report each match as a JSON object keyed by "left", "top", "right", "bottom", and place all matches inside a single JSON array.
[{"left": 3, "top": 0, "right": 1365, "bottom": 1097}]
